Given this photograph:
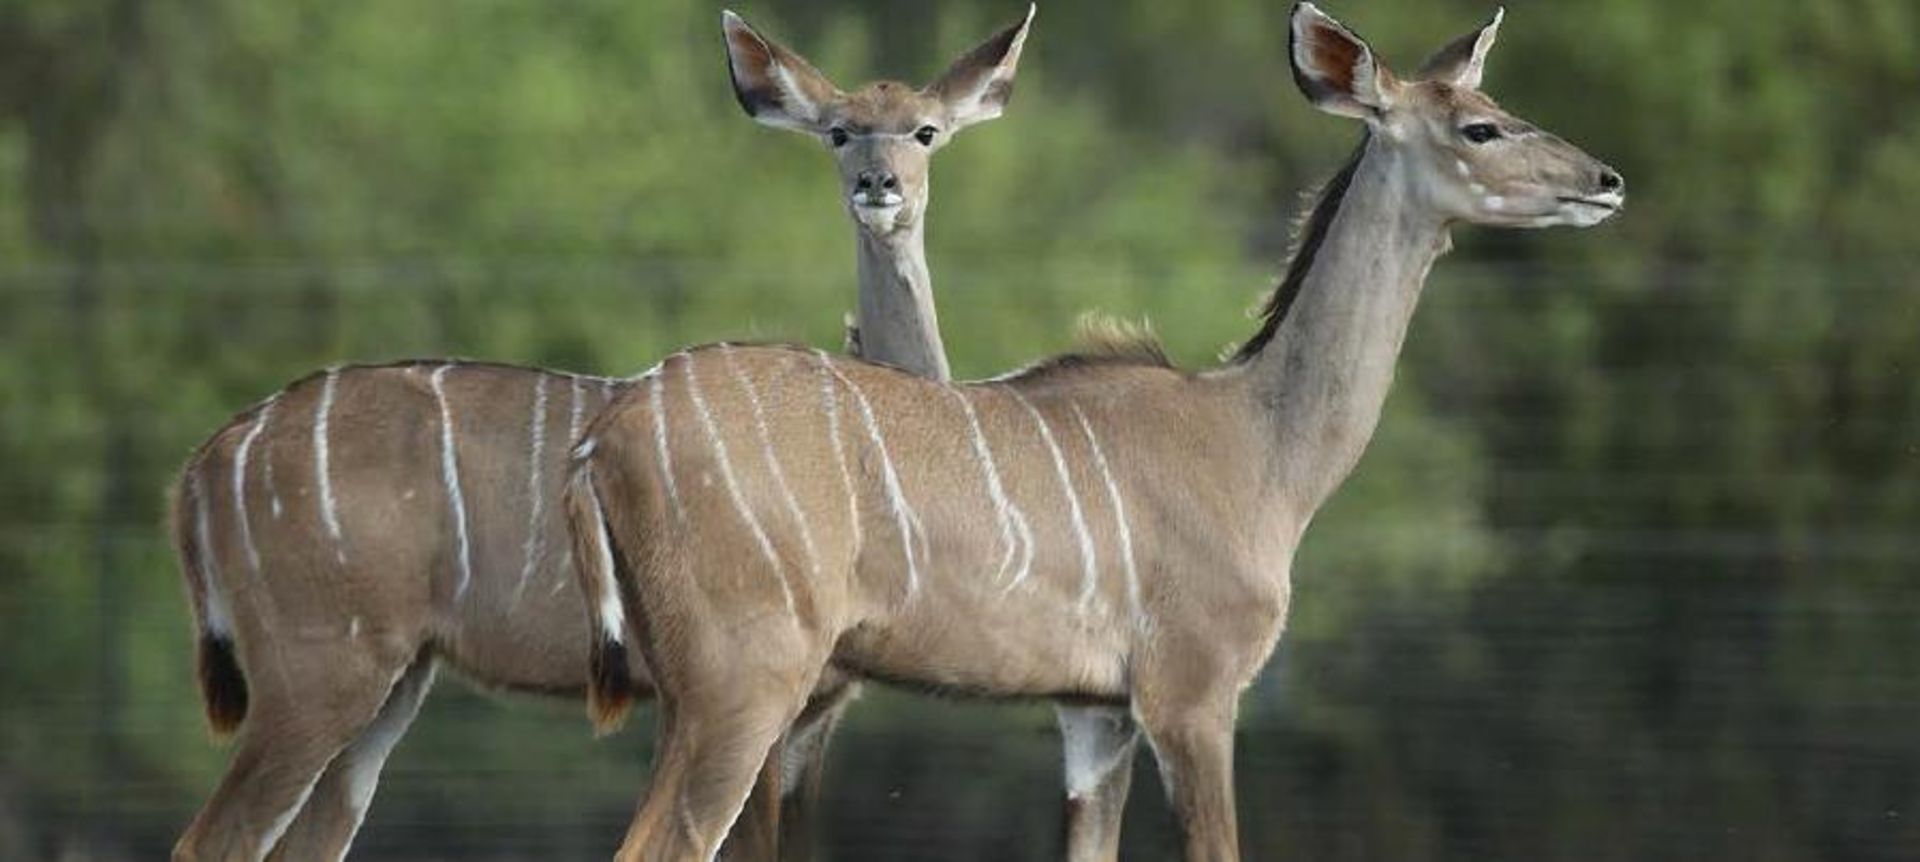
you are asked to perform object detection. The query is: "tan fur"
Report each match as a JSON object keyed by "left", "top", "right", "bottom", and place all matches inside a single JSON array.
[
  {"left": 169, "top": 9, "right": 1042, "bottom": 860},
  {"left": 571, "top": 6, "right": 1624, "bottom": 860}
]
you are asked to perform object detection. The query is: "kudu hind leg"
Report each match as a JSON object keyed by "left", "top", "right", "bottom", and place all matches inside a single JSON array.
[
  {"left": 1136, "top": 695, "right": 1240, "bottom": 862},
  {"left": 772, "top": 676, "right": 859, "bottom": 862},
  {"left": 1057, "top": 703, "right": 1141, "bottom": 862},
  {"left": 173, "top": 658, "right": 403, "bottom": 862},
  {"left": 618, "top": 662, "right": 823, "bottom": 862},
  {"left": 265, "top": 655, "right": 437, "bottom": 861}
]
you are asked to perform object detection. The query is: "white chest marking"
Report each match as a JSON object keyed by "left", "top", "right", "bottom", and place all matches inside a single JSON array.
[
  {"left": 313, "top": 368, "right": 346, "bottom": 562},
  {"left": 513, "top": 376, "right": 550, "bottom": 605},
  {"left": 822, "top": 357, "right": 923, "bottom": 596},
  {"left": 811, "top": 351, "right": 861, "bottom": 547},
  {"left": 233, "top": 395, "right": 278, "bottom": 576},
  {"left": 950, "top": 387, "right": 1034, "bottom": 587},
  {"left": 649, "top": 361, "right": 685, "bottom": 521},
  {"left": 723, "top": 345, "right": 819, "bottom": 577},
  {"left": 1071, "top": 404, "right": 1140, "bottom": 622},
  {"left": 430, "top": 365, "right": 475, "bottom": 600},
  {"left": 684, "top": 352, "right": 795, "bottom": 616},
  {"left": 1008, "top": 388, "right": 1099, "bottom": 605}
]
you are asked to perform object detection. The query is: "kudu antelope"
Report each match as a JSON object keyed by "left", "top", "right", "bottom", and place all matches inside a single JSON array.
[
  {"left": 568, "top": 4, "right": 1624, "bottom": 859},
  {"left": 168, "top": 9, "right": 1037, "bottom": 860}
]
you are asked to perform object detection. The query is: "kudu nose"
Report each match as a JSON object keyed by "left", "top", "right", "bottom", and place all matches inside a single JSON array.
[
  {"left": 1597, "top": 168, "right": 1624, "bottom": 193},
  {"left": 855, "top": 170, "right": 899, "bottom": 194}
]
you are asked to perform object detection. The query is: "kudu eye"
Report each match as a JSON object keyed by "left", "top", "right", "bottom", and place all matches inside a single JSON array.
[
  {"left": 914, "top": 125, "right": 938, "bottom": 146},
  {"left": 1461, "top": 123, "right": 1502, "bottom": 144},
  {"left": 828, "top": 127, "right": 850, "bottom": 148}
]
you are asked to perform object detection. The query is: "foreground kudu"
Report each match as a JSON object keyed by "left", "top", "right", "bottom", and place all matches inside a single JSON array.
[
  {"left": 168, "top": 9, "right": 1036, "bottom": 860},
  {"left": 569, "top": 5, "right": 1625, "bottom": 859}
]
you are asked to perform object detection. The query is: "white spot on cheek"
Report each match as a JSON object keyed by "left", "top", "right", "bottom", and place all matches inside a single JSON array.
[
  {"left": 1454, "top": 159, "right": 1470, "bottom": 178},
  {"left": 1469, "top": 182, "right": 1487, "bottom": 196},
  {"left": 1486, "top": 195, "right": 1506, "bottom": 210}
]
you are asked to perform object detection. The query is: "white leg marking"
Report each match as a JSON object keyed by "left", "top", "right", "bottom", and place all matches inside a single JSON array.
[
  {"left": 313, "top": 367, "right": 346, "bottom": 563},
  {"left": 821, "top": 356, "right": 923, "bottom": 595},
  {"left": 723, "top": 345, "right": 820, "bottom": 576},
  {"left": 1071, "top": 403, "right": 1141, "bottom": 621},
  {"left": 579, "top": 468, "right": 627, "bottom": 640},
  {"left": 190, "top": 473, "right": 233, "bottom": 635},
  {"left": 650, "top": 362, "right": 685, "bottom": 521},
  {"left": 233, "top": 395, "right": 279, "bottom": 575},
  {"left": 1008, "top": 388, "right": 1099, "bottom": 603},
  {"left": 430, "top": 365, "right": 475, "bottom": 600},
  {"left": 335, "top": 662, "right": 436, "bottom": 858},
  {"left": 812, "top": 350, "right": 861, "bottom": 548},
  {"left": 513, "top": 376, "right": 550, "bottom": 606},
  {"left": 683, "top": 352, "right": 795, "bottom": 615},
  {"left": 950, "top": 387, "right": 1034, "bottom": 586},
  {"left": 256, "top": 768, "right": 325, "bottom": 860},
  {"left": 1056, "top": 704, "right": 1138, "bottom": 800}
]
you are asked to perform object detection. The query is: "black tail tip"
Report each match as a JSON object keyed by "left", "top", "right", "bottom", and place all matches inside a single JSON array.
[
  {"left": 197, "top": 635, "right": 248, "bottom": 736},
  {"left": 588, "top": 636, "right": 635, "bottom": 736}
]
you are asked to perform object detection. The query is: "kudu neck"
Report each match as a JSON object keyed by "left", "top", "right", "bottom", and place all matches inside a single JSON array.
[
  {"left": 854, "top": 221, "right": 950, "bottom": 381},
  {"left": 1240, "top": 137, "right": 1451, "bottom": 512}
]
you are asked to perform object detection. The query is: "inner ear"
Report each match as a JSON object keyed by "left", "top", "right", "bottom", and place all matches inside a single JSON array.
[
  {"left": 722, "top": 11, "right": 843, "bottom": 133},
  {"left": 1288, "top": 4, "right": 1398, "bottom": 120}
]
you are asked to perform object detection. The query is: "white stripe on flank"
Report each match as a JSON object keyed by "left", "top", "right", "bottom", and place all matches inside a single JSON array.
[
  {"left": 1072, "top": 403, "right": 1140, "bottom": 619},
  {"left": 822, "top": 357, "right": 923, "bottom": 595},
  {"left": 430, "top": 365, "right": 476, "bottom": 600},
  {"left": 233, "top": 395, "right": 278, "bottom": 575},
  {"left": 683, "top": 352, "right": 795, "bottom": 616},
  {"left": 812, "top": 350, "right": 861, "bottom": 547},
  {"left": 723, "top": 345, "right": 819, "bottom": 576},
  {"left": 1008, "top": 388, "right": 1099, "bottom": 602},
  {"left": 263, "top": 429, "right": 282, "bottom": 519},
  {"left": 513, "top": 376, "right": 550, "bottom": 605},
  {"left": 950, "top": 387, "right": 1034, "bottom": 586},
  {"left": 191, "top": 472, "right": 233, "bottom": 635},
  {"left": 567, "top": 375, "right": 585, "bottom": 443},
  {"left": 313, "top": 368, "right": 346, "bottom": 562},
  {"left": 650, "top": 362, "right": 685, "bottom": 521}
]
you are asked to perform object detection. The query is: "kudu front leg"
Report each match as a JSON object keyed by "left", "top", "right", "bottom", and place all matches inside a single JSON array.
[
  {"left": 1056, "top": 703, "right": 1140, "bottom": 862},
  {"left": 1137, "top": 698, "right": 1240, "bottom": 862}
]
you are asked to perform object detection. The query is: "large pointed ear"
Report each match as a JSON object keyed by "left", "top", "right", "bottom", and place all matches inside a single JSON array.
[
  {"left": 924, "top": 4, "right": 1036, "bottom": 131},
  {"left": 1289, "top": 2, "right": 1398, "bottom": 120},
  {"left": 1416, "top": 7, "right": 1503, "bottom": 90},
  {"left": 722, "top": 11, "right": 843, "bottom": 133}
]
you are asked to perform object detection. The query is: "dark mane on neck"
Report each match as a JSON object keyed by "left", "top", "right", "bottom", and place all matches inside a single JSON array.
[
  {"left": 993, "top": 317, "right": 1174, "bottom": 384},
  {"left": 1229, "top": 133, "right": 1370, "bottom": 364}
]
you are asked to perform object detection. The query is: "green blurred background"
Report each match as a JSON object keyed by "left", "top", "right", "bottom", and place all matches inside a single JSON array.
[{"left": 2, "top": 0, "right": 1917, "bottom": 859}]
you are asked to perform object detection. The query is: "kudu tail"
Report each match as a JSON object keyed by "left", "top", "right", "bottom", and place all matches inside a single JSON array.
[
  {"left": 170, "top": 464, "right": 248, "bottom": 736},
  {"left": 565, "top": 454, "right": 635, "bottom": 735}
]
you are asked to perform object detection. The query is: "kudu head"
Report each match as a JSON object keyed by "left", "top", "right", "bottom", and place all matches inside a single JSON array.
[
  {"left": 1290, "top": 3, "right": 1624, "bottom": 228},
  {"left": 723, "top": 6, "right": 1035, "bottom": 238}
]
